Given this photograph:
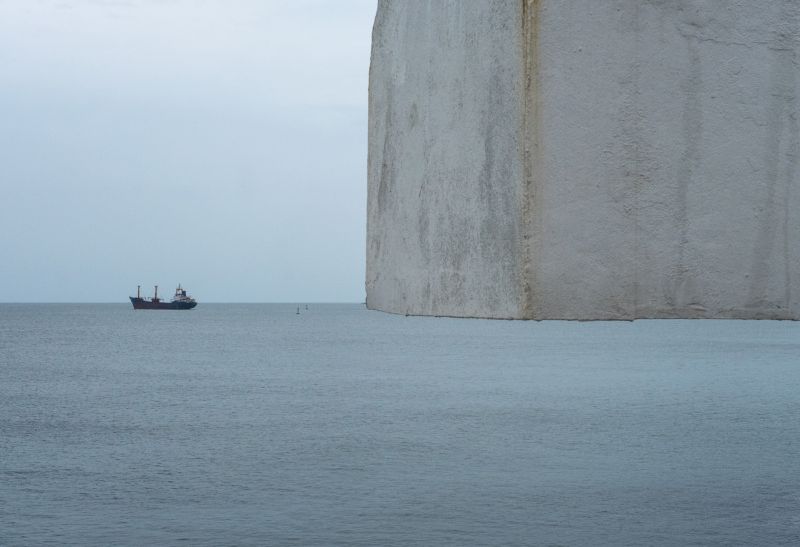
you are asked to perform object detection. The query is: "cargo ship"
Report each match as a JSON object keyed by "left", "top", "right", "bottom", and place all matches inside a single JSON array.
[{"left": 130, "top": 284, "right": 197, "bottom": 310}]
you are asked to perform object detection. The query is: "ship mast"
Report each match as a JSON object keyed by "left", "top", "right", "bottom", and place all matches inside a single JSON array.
[
  {"left": 154, "top": 285, "right": 158, "bottom": 302},
  {"left": 137, "top": 285, "right": 140, "bottom": 299}
]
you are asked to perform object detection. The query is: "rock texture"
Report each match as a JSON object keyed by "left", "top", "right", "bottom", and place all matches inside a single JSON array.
[{"left": 367, "top": 0, "right": 800, "bottom": 320}]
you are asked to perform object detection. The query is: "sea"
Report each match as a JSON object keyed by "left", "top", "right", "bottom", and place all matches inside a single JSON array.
[{"left": 1, "top": 303, "right": 799, "bottom": 546}]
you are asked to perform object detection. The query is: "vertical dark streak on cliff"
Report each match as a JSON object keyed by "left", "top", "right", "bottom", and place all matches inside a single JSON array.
[
  {"left": 625, "top": 3, "right": 643, "bottom": 318},
  {"left": 782, "top": 5, "right": 799, "bottom": 313},
  {"left": 747, "top": 7, "right": 797, "bottom": 312},
  {"left": 520, "top": 0, "right": 539, "bottom": 319},
  {"left": 479, "top": 75, "right": 499, "bottom": 268},
  {"left": 633, "top": 4, "right": 641, "bottom": 319},
  {"left": 785, "top": 79, "right": 798, "bottom": 311},
  {"left": 675, "top": 35, "right": 703, "bottom": 308},
  {"left": 377, "top": 91, "right": 392, "bottom": 216},
  {"left": 746, "top": 75, "right": 781, "bottom": 309}
]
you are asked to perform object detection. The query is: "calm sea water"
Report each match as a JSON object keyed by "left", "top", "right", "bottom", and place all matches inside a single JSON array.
[{"left": 1, "top": 304, "right": 799, "bottom": 546}]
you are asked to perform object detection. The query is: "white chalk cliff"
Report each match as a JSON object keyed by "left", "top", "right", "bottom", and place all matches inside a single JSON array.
[{"left": 367, "top": 0, "right": 799, "bottom": 319}]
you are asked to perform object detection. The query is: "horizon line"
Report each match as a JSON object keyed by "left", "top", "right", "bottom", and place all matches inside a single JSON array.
[{"left": 0, "top": 301, "right": 365, "bottom": 305}]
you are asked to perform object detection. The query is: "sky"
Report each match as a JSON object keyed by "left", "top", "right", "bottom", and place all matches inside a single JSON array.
[{"left": 0, "top": 0, "right": 377, "bottom": 302}]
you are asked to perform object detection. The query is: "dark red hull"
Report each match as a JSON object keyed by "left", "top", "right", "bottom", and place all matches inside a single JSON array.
[{"left": 130, "top": 297, "right": 197, "bottom": 310}]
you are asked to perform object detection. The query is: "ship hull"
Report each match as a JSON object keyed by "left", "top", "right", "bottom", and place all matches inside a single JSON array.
[{"left": 130, "top": 297, "right": 197, "bottom": 310}]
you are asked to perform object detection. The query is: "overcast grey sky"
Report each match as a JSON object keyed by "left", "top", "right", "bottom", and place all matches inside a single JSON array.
[{"left": 0, "top": 0, "right": 376, "bottom": 302}]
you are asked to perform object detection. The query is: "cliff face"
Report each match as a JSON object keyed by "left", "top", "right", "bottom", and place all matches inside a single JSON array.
[
  {"left": 367, "top": 0, "right": 800, "bottom": 320},
  {"left": 367, "top": 1, "right": 527, "bottom": 318}
]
